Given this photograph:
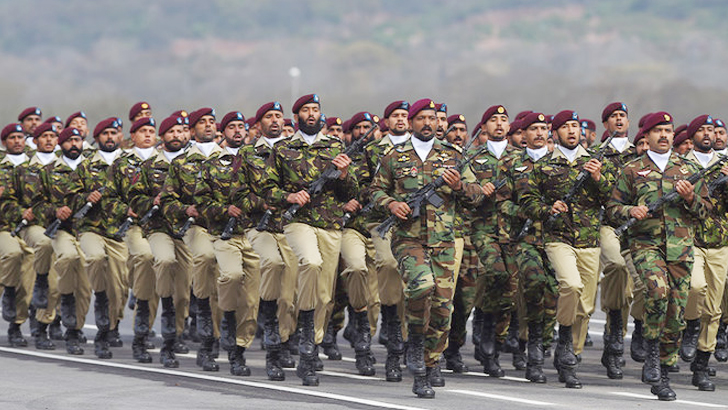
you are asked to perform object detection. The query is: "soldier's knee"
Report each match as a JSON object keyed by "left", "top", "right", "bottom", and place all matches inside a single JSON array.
[
  {"left": 647, "top": 286, "right": 669, "bottom": 302},
  {"left": 298, "top": 255, "right": 324, "bottom": 272},
  {"left": 406, "top": 276, "right": 435, "bottom": 300}
]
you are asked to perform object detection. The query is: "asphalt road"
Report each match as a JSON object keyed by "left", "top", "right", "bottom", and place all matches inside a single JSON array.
[{"left": 2, "top": 302, "right": 727, "bottom": 410}]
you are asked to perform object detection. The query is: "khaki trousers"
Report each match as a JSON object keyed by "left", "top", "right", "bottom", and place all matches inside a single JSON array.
[
  {"left": 247, "top": 229, "right": 298, "bottom": 342},
  {"left": 545, "top": 242, "right": 601, "bottom": 355},
  {"left": 0, "top": 231, "right": 34, "bottom": 324},
  {"left": 599, "top": 226, "right": 631, "bottom": 311},
  {"left": 52, "top": 230, "right": 91, "bottom": 330},
  {"left": 367, "top": 223, "right": 405, "bottom": 336},
  {"left": 20, "top": 226, "right": 59, "bottom": 324},
  {"left": 79, "top": 232, "right": 129, "bottom": 328},
  {"left": 125, "top": 225, "right": 159, "bottom": 329},
  {"left": 148, "top": 232, "right": 192, "bottom": 335},
  {"left": 284, "top": 222, "right": 342, "bottom": 344},
  {"left": 340, "top": 228, "right": 381, "bottom": 334},
  {"left": 183, "top": 225, "right": 220, "bottom": 337},
  {"left": 686, "top": 246, "right": 728, "bottom": 352}
]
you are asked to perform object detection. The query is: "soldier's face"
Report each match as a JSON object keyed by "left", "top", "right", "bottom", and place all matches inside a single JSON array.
[
  {"left": 524, "top": 123, "right": 548, "bottom": 149},
  {"left": 546, "top": 136, "right": 555, "bottom": 152},
  {"left": 22, "top": 115, "right": 42, "bottom": 134},
  {"left": 635, "top": 138, "right": 649, "bottom": 155},
  {"left": 646, "top": 124, "right": 674, "bottom": 154},
  {"left": 351, "top": 121, "right": 372, "bottom": 140},
  {"left": 295, "top": 103, "right": 322, "bottom": 135},
  {"left": 556, "top": 121, "right": 581, "bottom": 150},
  {"left": 223, "top": 121, "right": 246, "bottom": 148},
  {"left": 260, "top": 111, "right": 284, "bottom": 139},
  {"left": 328, "top": 125, "right": 343, "bottom": 139},
  {"left": 132, "top": 109, "right": 152, "bottom": 123},
  {"left": 69, "top": 118, "right": 88, "bottom": 137},
  {"left": 162, "top": 125, "right": 185, "bottom": 152},
  {"left": 482, "top": 114, "right": 510, "bottom": 141},
  {"left": 445, "top": 123, "right": 468, "bottom": 147},
  {"left": 4, "top": 132, "right": 26, "bottom": 154},
  {"left": 96, "top": 128, "right": 122, "bottom": 152},
  {"left": 194, "top": 115, "right": 216, "bottom": 143},
  {"left": 715, "top": 127, "right": 727, "bottom": 150},
  {"left": 586, "top": 130, "right": 597, "bottom": 146},
  {"left": 509, "top": 129, "right": 525, "bottom": 149},
  {"left": 61, "top": 136, "right": 84, "bottom": 159},
  {"left": 34, "top": 131, "right": 58, "bottom": 153},
  {"left": 245, "top": 127, "right": 258, "bottom": 144},
  {"left": 435, "top": 112, "right": 448, "bottom": 139},
  {"left": 131, "top": 125, "right": 157, "bottom": 149},
  {"left": 692, "top": 124, "right": 715, "bottom": 153},
  {"left": 675, "top": 139, "right": 693, "bottom": 155},
  {"left": 411, "top": 110, "right": 437, "bottom": 142},
  {"left": 603, "top": 111, "right": 629, "bottom": 136},
  {"left": 386, "top": 110, "right": 409, "bottom": 136}
]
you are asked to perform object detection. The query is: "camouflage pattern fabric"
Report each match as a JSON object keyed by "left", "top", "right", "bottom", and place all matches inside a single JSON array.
[
  {"left": 361, "top": 134, "right": 406, "bottom": 224},
  {"left": 515, "top": 241, "right": 558, "bottom": 325},
  {"left": 127, "top": 150, "right": 176, "bottom": 236},
  {"left": 36, "top": 156, "right": 88, "bottom": 235},
  {"left": 684, "top": 150, "right": 728, "bottom": 249},
  {"left": 75, "top": 151, "right": 128, "bottom": 238},
  {"left": 0, "top": 157, "right": 23, "bottom": 230},
  {"left": 243, "top": 138, "right": 287, "bottom": 233},
  {"left": 14, "top": 156, "right": 55, "bottom": 228}
]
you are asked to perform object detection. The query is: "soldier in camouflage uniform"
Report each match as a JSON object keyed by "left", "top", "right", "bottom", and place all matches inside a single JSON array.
[
  {"left": 129, "top": 116, "right": 192, "bottom": 368},
  {"left": 508, "top": 113, "right": 559, "bottom": 383},
  {"left": 18, "top": 107, "right": 42, "bottom": 150},
  {"left": 160, "top": 107, "right": 223, "bottom": 372},
  {"left": 679, "top": 115, "right": 728, "bottom": 391},
  {"left": 261, "top": 94, "right": 356, "bottom": 386},
  {"left": 607, "top": 112, "right": 713, "bottom": 400},
  {"left": 521, "top": 110, "right": 613, "bottom": 388},
  {"left": 0, "top": 123, "right": 35, "bottom": 348},
  {"left": 35, "top": 127, "right": 93, "bottom": 355},
  {"left": 370, "top": 98, "right": 484, "bottom": 398},
  {"left": 469, "top": 105, "right": 519, "bottom": 377}
]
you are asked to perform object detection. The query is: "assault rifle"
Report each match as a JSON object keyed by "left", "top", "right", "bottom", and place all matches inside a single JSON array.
[
  {"left": 45, "top": 187, "right": 107, "bottom": 239},
  {"left": 139, "top": 205, "right": 159, "bottom": 225}
]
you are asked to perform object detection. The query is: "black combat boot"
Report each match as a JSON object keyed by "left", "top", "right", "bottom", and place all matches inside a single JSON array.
[
  {"left": 406, "top": 333, "right": 427, "bottom": 376},
  {"left": 525, "top": 321, "right": 546, "bottom": 383},
  {"left": 32, "top": 273, "right": 50, "bottom": 309},
  {"left": 412, "top": 375, "right": 435, "bottom": 399},
  {"left": 504, "top": 315, "right": 519, "bottom": 354},
  {"left": 132, "top": 299, "right": 152, "bottom": 363},
  {"left": 378, "top": 309, "right": 388, "bottom": 346},
  {"left": 49, "top": 316, "right": 64, "bottom": 341},
  {"left": 601, "top": 310, "right": 624, "bottom": 379},
  {"left": 228, "top": 345, "right": 251, "bottom": 376},
  {"left": 221, "top": 310, "right": 236, "bottom": 353},
  {"left": 295, "top": 309, "right": 319, "bottom": 386},
  {"left": 680, "top": 319, "right": 700, "bottom": 362},
  {"left": 715, "top": 322, "right": 727, "bottom": 362},
  {"left": 691, "top": 350, "right": 716, "bottom": 391},
  {"left": 278, "top": 339, "right": 296, "bottom": 368},
  {"left": 321, "top": 319, "right": 342, "bottom": 360},
  {"left": 651, "top": 365, "right": 676, "bottom": 401},
  {"left": 2, "top": 286, "right": 17, "bottom": 322},
  {"left": 480, "top": 313, "right": 504, "bottom": 376},
  {"left": 382, "top": 304, "right": 403, "bottom": 382},
  {"left": 642, "top": 338, "right": 661, "bottom": 385},
  {"left": 631, "top": 319, "right": 646, "bottom": 362},
  {"left": 555, "top": 325, "right": 580, "bottom": 388},
  {"left": 93, "top": 291, "right": 112, "bottom": 359},
  {"left": 159, "top": 297, "right": 179, "bottom": 368},
  {"left": 472, "top": 308, "right": 484, "bottom": 346},
  {"left": 444, "top": 342, "right": 469, "bottom": 373},
  {"left": 354, "top": 310, "right": 375, "bottom": 376},
  {"left": 513, "top": 338, "right": 527, "bottom": 370},
  {"left": 196, "top": 298, "right": 219, "bottom": 372},
  {"left": 259, "top": 299, "right": 285, "bottom": 380},
  {"left": 426, "top": 361, "right": 445, "bottom": 387},
  {"left": 108, "top": 323, "right": 123, "bottom": 348},
  {"left": 7, "top": 322, "right": 27, "bottom": 347},
  {"left": 65, "top": 328, "right": 84, "bottom": 355},
  {"left": 35, "top": 323, "right": 55, "bottom": 350},
  {"left": 28, "top": 306, "right": 39, "bottom": 338},
  {"left": 343, "top": 305, "right": 355, "bottom": 347},
  {"left": 265, "top": 346, "right": 285, "bottom": 381},
  {"left": 174, "top": 336, "right": 189, "bottom": 354}
]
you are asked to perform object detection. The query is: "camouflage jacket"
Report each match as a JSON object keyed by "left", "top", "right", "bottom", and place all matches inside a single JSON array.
[
  {"left": 370, "top": 138, "right": 484, "bottom": 248},
  {"left": 262, "top": 131, "right": 358, "bottom": 230},
  {"left": 361, "top": 134, "right": 410, "bottom": 224},
  {"left": 344, "top": 147, "right": 371, "bottom": 236},
  {"left": 128, "top": 149, "right": 180, "bottom": 236},
  {"left": 606, "top": 151, "right": 712, "bottom": 261},
  {"left": 521, "top": 145, "right": 614, "bottom": 248},
  {"left": 242, "top": 138, "right": 287, "bottom": 233},
  {"left": 684, "top": 150, "right": 728, "bottom": 249},
  {"left": 74, "top": 150, "right": 128, "bottom": 238},
  {"left": 160, "top": 143, "right": 223, "bottom": 232},
  {"left": 13, "top": 154, "right": 55, "bottom": 228},
  {"left": 0, "top": 155, "right": 28, "bottom": 230},
  {"left": 469, "top": 143, "right": 519, "bottom": 242},
  {"left": 108, "top": 149, "right": 152, "bottom": 224},
  {"left": 36, "top": 156, "right": 89, "bottom": 235},
  {"left": 509, "top": 150, "right": 548, "bottom": 246},
  {"left": 196, "top": 146, "right": 266, "bottom": 236},
  {"left": 600, "top": 140, "right": 639, "bottom": 226}
]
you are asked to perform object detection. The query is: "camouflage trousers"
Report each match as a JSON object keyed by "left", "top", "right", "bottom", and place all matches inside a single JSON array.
[
  {"left": 515, "top": 242, "right": 558, "bottom": 327},
  {"left": 632, "top": 248, "right": 691, "bottom": 366},
  {"left": 393, "top": 240, "right": 457, "bottom": 367},
  {"left": 472, "top": 230, "right": 517, "bottom": 343},
  {"left": 450, "top": 240, "right": 481, "bottom": 348}
]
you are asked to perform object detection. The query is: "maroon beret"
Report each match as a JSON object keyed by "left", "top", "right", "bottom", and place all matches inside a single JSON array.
[
  {"left": 674, "top": 123, "right": 687, "bottom": 136},
  {"left": 325, "top": 117, "right": 342, "bottom": 128},
  {"left": 129, "top": 101, "right": 151, "bottom": 121},
  {"left": 581, "top": 119, "right": 596, "bottom": 132},
  {"left": 481, "top": 105, "right": 508, "bottom": 124},
  {"left": 284, "top": 119, "right": 296, "bottom": 129},
  {"left": 520, "top": 112, "right": 547, "bottom": 130},
  {"left": 255, "top": 101, "right": 284, "bottom": 124},
  {"left": 547, "top": 115, "right": 554, "bottom": 124},
  {"left": 189, "top": 107, "right": 215, "bottom": 127},
  {"left": 383, "top": 100, "right": 410, "bottom": 119},
  {"left": 435, "top": 103, "right": 447, "bottom": 114},
  {"left": 18, "top": 107, "right": 42, "bottom": 122},
  {"left": 515, "top": 110, "right": 533, "bottom": 121},
  {"left": 130, "top": 117, "right": 156, "bottom": 134},
  {"left": 551, "top": 110, "right": 580, "bottom": 131},
  {"left": 2, "top": 123, "right": 25, "bottom": 140},
  {"left": 159, "top": 116, "right": 186, "bottom": 136},
  {"left": 673, "top": 130, "right": 689, "bottom": 147},
  {"left": 58, "top": 127, "right": 81, "bottom": 145},
  {"left": 640, "top": 112, "right": 673, "bottom": 134},
  {"left": 600, "top": 130, "right": 610, "bottom": 142},
  {"left": 379, "top": 121, "right": 389, "bottom": 133},
  {"left": 507, "top": 119, "right": 522, "bottom": 136},
  {"left": 65, "top": 111, "right": 87, "bottom": 128},
  {"left": 292, "top": 94, "right": 320, "bottom": 114},
  {"left": 408, "top": 98, "right": 436, "bottom": 120},
  {"left": 686, "top": 114, "right": 714, "bottom": 139},
  {"left": 472, "top": 121, "right": 482, "bottom": 137},
  {"left": 171, "top": 109, "right": 188, "bottom": 118},
  {"left": 32, "top": 123, "right": 58, "bottom": 140},
  {"left": 638, "top": 113, "right": 653, "bottom": 128},
  {"left": 715, "top": 118, "right": 725, "bottom": 129},
  {"left": 342, "top": 119, "right": 352, "bottom": 134},
  {"left": 43, "top": 116, "right": 62, "bottom": 125},
  {"left": 349, "top": 111, "right": 375, "bottom": 126},
  {"left": 633, "top": 129, "right": 645, "bottom": 144},
  {"left": 93, "top": 117, "right": 121, "bottom": 139},
  {"left": 601, "top": 102, "right": 628, "bottom": 123},
  {"left": 220, "top": 111, "right": 246, "bottom": 131},
  {"left": 447, "top": 114, "right": 466, "bottom": 127}
]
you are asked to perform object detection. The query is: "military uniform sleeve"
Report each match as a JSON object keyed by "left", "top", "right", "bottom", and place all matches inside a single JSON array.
[
  {"left": 520, "top": 163, "right": 551, "bottom": 222},
  {"left": 159, "top": 160, "right": 189, "bottom": 224},
  {"left": 262, "top": 147, "right": 292, "bottom": 209},
  {"left": 128, "top": 163, "right": 155, "bottom": 217},
  {"left": 370, "top": 152, "right": 396, "bottom": 212},
  {"left": 606, "top": 167, "right": 635, "bottom": 226},
  {"left": 685, "top": 167, "right": 713, "bottom": 220},
  {"left": 455, "top": 163, "right": 484, "bottom": 208}
]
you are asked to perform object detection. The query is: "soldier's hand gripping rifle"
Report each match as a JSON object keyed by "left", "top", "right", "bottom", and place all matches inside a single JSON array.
[
  {"left": 45, "top": 186, "right": 107, "bottom": 239},
  {"left": 220, "top": 216, "right": 238, "bottom": 240},
  {"left": 614, "top": 154, "right": 728, "bottom": 237},
  {"left": 139, "top": 205, "right": 159, "bottom": 225},
  {"left": 174, "top": 170, "right": 203, "bottom": 239},
  {"left": 10, "top": 219, "right": 28, "bottom": 237},
  {"left": 280, "top": 124, "right": 378, "bottom": 223},
  {"left": 545, "top": 131, "right": 619, "bottom": 226}
]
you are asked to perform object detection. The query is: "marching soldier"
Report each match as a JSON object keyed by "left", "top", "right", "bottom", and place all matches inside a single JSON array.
[
  {"left": 607, "top": 111, "right": 712, "bottom": 400},
  {"left": 261, "top": 94, "right": 356, "bottom": 386},
  {"left": 18, "top": 107, "right": 42, "bottom": 150},
  {"left": 521, "top": 110, "right": 614, "bottom": 388},
  {"left": 370, "top": 98, "right": 483, "bottom": 398}
]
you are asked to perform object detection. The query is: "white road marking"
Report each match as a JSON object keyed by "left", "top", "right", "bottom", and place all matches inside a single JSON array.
[
  {"left": 448, "top": 389, "right": 555, "bottom": 406},
  {"left": 0, "top": 347, "right": 428, "bottom": 410},
  {"left": 441, "top": 369, "right": 530, "bottom": 383},
  {"left": 611, "top": 392, "right": 727, "bottom": 408},
  {"left": 317, "top": 370, "right": 383, "bottom": 381}
]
